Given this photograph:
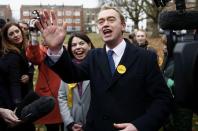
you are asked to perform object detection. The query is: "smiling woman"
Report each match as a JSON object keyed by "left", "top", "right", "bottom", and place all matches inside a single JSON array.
[
  {"left": 67, "top": 32, "right": 95, "bottom": 60},
  {"left": 58, "top": 32, "right": 95, "bottom": 131}
]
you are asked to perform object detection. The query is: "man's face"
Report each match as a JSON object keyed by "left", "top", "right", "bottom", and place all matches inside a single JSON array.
[{"left": 97, "top": 9, "right": 125, "bottom": 47}]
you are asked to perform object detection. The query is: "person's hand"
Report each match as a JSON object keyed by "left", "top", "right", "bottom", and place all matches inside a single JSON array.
[
  {"left": 72, "top": 123, "right": 83, "bottom": 131},
  {"left": 21, "top": 74, "right": 29, "bottom": 84},
  {"left": 0, "top": 108, "right": 21, "bottom": 127},
  {"left": 35, "top": 10, "right": 67, "bottom": 53},
  {"left": 114, "top": 123, "right": 138, "bottom": 131}
]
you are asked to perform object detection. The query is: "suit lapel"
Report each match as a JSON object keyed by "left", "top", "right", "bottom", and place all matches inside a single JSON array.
[
  {"left": 108, "top": 41, "right": 139, "bottom": 89},
  {"left": 73, "top": 87, "right": 81, "bottom": 100},
  {"left": 82, "top": 80, "right": 89, "bottom": 95}
]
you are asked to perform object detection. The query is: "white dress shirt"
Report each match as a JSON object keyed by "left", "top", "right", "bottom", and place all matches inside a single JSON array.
[
  {"left": 106, "top": 39, "right": 126, "bottom": 68},
  {"left": 47, "top": 39, "right": 126, "bottom": 65}
]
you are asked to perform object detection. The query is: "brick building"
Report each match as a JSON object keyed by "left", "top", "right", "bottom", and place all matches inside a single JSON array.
[
  {"left": 0, "top": 5, "right": 12, "bottom": 22},
  {"left": 83, "top": 8, "right": 100, "bottom": 33},
  {"left": 20, "top": 5, "right": 84, "bottom": 33}
]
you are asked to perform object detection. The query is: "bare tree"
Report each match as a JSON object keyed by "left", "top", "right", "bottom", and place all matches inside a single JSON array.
[
  {"left": 122, "top": 0, "right": 145, "bottom": 30},
  {"left": 141, "top": 0, "right": 164, "bottom": 37}
]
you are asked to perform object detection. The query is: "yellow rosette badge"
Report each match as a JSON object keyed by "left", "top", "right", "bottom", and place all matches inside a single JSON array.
[{"left": 117, "top": 65, "right": 126, "bottom": 74}]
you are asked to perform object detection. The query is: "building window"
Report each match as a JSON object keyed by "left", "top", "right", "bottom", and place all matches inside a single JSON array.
[
  {"left": 75, "top": 26, "right": 81, "bottom": 31},
  {"left": 65, "top": 18, "right": 72, "bottom": 23},
  {"left": 57, "top": 11, "right": 63, "bottom": 16},
  {"left": 74, "top": 18, "right": 80, "bottom": 24},
  {"left": 86, "top": 16, "right": 91, "bottom": 23},
  {"left": 58, "top": 19, "right": 63, "bottom": 24},
  {"left": 67, "top": 26, "right": 73, "bottom": 32},
  {"left": 65, "top": 10, "right": 72, "bottom": 16},
  {"left": 92, "top": 16, "right": 95, "bottom": 21},
  {"left": 74, "top": 11, "right": 80, "bottom": 16},
  {"left": 0, "top": 11, "right": 4, "bottom": 17},
  {"left": 23, "top": 11, "right": 30, "bottom": 16}
]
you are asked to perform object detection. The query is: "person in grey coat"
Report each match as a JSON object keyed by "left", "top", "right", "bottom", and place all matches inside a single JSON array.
[{"left": 58, "top": 32, "right": 94, "bottom": 131}]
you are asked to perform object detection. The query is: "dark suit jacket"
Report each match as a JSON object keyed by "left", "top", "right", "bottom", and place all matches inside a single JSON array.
[{"left": 48, "top": 39, "right": 172, "bottom": 131}]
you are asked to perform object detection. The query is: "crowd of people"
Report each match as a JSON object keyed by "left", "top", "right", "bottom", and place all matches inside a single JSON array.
[{"left": 0, "top": 3, "right": 195, "bottom": 131}]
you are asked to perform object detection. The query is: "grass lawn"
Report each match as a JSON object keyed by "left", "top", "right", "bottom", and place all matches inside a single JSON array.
[{"left": 33, "top": 33, "right": 198, "bottom": 131}]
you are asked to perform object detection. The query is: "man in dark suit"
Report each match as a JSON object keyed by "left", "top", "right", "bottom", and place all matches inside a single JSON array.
[{"left": 35, "top": 5, "right": 172, "bottom": 131}]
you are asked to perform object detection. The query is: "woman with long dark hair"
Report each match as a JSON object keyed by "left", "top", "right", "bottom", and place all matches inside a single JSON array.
[
  {"left": 58, "top": 32, "right": 94, "bottom": 131},
  {"left": 0, "top": 22, "right": 35, "bottom": 131}
]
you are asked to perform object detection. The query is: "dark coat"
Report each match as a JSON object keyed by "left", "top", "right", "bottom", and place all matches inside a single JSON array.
[
  {"left": 0, "top": 52, "right": 30, "bottom": 109},
  {"left": 0, "top": 52, "right": 35, "bottom": 131},
  {"left": 48, "top": 39, "right": 173, "bottom": 131}
]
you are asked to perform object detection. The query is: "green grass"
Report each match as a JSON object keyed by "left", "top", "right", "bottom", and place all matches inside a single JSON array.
[
  {"left": 87, "top": 33, "right": 104, "bottom": 48},
  {"left": 63, "top": 32, "right": 104, "bottom": 48}
]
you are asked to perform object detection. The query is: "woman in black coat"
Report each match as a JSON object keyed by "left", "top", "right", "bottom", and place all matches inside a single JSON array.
[{"left": 0, "top": 22, "right": 35, "bottom": 131}]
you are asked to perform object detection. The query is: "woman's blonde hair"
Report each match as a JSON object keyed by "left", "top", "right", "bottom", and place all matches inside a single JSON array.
[
  {"left": 134, "top": 29, "right": 149, "bottom": 45},
  {"left": 1, "top": 22, "right": 27, "bottom": 55},
  {"left": 134, "top": 29, "right": 147, "bottom": 37}
]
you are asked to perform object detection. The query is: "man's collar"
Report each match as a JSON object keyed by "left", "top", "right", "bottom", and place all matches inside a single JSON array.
[{"left": 106, "top": 39, "right": 126, "bottom": 57}]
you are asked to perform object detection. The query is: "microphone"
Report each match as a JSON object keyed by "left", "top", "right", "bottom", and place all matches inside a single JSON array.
[
  {"left": 15, "top": 91, "right": 40, "bottom": 116},
  {"left": 19, "top": 96, "right": 55, "bottom": 123},
  {"left": 15, "top": 91, "right": 55, "bottom": 123},
  {"left": 159, "top": 11, "right": 198, "bottom": 30}
]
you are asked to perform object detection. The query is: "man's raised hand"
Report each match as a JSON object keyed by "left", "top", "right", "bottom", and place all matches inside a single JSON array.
[{"left": 35, "top": 10, "right": 67, "bottom": 52}]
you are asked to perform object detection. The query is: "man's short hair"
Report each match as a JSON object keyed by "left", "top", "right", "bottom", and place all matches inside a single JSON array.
[{"left": 99, "top": 4, "right": 125, "bottom": 25}]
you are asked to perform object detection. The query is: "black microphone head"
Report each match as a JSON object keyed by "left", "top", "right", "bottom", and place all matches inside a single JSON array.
[
  {"left": 159, "top": 11, "right": 198, "bottom": 30},
  {"left": 19, "top": 96, "right": 55, "bottom": 123}
]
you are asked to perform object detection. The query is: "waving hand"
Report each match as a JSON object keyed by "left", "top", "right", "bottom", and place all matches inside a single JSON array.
[{"left": 35, "top": 10, "right": 67, "bottom": 52}]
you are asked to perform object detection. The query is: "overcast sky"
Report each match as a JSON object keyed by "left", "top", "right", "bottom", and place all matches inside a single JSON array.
[{"left": 0, "top": 0, "right": 99, "bottom": 20}]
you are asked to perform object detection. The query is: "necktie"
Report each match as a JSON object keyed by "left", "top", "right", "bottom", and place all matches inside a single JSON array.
[{"left": 107, "top": 50, "right": 115, "bottom": 75}]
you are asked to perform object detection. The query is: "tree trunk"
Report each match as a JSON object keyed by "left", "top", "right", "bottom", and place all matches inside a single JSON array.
[
  {"left": 150, "top": 21, "right": 160, "bottom": 37},
  {"left": 134, "top": 20, "right": 139, "bottom": 30}
]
